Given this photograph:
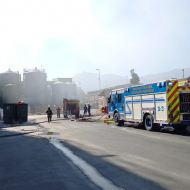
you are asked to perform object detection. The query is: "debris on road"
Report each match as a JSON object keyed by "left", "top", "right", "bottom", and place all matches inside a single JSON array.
[
  {"left": 76, "top": 118, "right": 92, "bottom": 122},
  {"left": 47, "top": 132, "right": 54, "bottom": 135}
]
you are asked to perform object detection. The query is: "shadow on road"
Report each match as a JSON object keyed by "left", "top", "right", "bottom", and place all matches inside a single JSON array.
[
  {"left": 0, "top": 129, "right": 100, "bottom": 190},
  {"left": 0, "top": 128, "right": 169, "bottom": 190},
  {"left": 60, "top": 140, "right": 168, "bottom": 190},
  {"left": 121, "top": 123, "right": 190, "bottom": 137}
]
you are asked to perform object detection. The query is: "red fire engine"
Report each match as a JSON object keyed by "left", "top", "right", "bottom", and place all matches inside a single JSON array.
[{"left": 63, "top": 99, "right": 80, "bottom": 118}]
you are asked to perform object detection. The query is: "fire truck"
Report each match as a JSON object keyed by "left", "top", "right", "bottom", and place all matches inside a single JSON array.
[
  {"left": 63, "top": 99, "right": 80, "bottom": 118},
  {"left": 107, "top": 78, "right": 190, "bottom": 131}
]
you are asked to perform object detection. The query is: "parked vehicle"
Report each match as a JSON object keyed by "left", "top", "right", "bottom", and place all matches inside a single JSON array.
[{"left": 107, "top": 79, "right": 190, "bottom": 131}]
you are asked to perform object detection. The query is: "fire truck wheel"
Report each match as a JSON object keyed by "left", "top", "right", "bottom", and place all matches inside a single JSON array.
[
  {"left": 114, "top": 113, "right": 123, "bottom": 126},
  {"left": 145, "top": 114, "right": 155, "bottom": 131}
]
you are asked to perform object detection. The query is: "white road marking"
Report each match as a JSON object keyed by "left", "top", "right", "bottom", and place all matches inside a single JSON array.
[{"left": 50, "top": 137, "right": 125, "bottom": 190}]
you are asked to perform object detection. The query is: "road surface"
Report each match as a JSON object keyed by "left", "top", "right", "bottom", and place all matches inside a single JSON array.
[{"left": 0, "top": 115, "right": 190, "bottom": 190}]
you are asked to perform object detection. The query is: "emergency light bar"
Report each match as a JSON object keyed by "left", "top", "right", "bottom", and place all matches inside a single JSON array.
[
  {"left": 168, "top": 82, "right": 173, "bottom": 86},
  {"left": 157, "top": 82, "right": 165, "bottom": 87}
]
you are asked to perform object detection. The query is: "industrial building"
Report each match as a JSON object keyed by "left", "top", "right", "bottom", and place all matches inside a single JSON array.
[
  {"left": 0, "top": 69, "right": 21, "bottom": 107},
  {"left": 0, "top": 68, "right": 77, "bottom": 114},
  {"left": 22, "top": 68, "right": 48, "bottom": 113}
]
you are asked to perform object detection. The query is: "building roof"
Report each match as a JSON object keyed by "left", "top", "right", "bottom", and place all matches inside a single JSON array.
[
  {"left": 98, "top": 89, "right": 112, "bottom": 97},
  {"left": 1, "top": 69, "right": 19, "bottom": 74},
  {"left": 29, "top": 67, "right": 46, "bottom": 73},
  {"left": 88, "top": 83, "right": 131, "bottom": 95},
  {"left": 23, "top": 68, "right": 46, "bottom": 73},
  {"left": 53, "top": 78, "right": 72, "bottom": 83},
  {"left": 52, "top": 81, "right": 64, "bottom": 85},
  {"left": 98, "top": 91, "right": 105, "bottom": 96}
]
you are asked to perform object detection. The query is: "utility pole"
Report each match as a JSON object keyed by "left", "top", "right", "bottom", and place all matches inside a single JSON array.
[
  {"left": 96, "top": 69, "right": 101, "bottom": 90},
  {"left": 182, "top": 69, "right": 184, "bottom": 79}
]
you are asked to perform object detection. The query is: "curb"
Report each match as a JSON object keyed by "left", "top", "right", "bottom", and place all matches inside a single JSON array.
[
  {"left": 0, "top": 118, "right": 70, "bottom": 129},
  {"left": 0, "top": 116, "right": 108, "bottom": 129}
]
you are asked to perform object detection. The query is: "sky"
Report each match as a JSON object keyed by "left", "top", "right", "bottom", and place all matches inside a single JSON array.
[{"left": 0, "top": 0, "right": 190, "bottom": 80}]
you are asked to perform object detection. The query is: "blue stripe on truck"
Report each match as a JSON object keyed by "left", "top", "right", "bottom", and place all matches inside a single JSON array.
[{"left": 126, "top": 98, "right": 165, "bottom": 104}]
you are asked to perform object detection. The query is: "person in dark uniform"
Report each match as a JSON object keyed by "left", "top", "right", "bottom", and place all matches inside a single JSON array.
[
  {"left": 88, "top": 104, "right": 91, "bottom": 116},
  {"left": 46, "top": 107, "right": 53, "bottom": 123},
  {"left": 84, "top": 104, "right": 87, "bottom": 117},
  {"left": 57, "top": 107, "right": 61, "bottom": 118}
]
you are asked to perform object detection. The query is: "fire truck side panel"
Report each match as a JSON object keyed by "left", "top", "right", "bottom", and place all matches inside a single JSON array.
[
  {"left": 133, "top": 96, "right": 142, "bottom": 120},
  {"left": 141, "top": 94, "right": 154, "bottom": 112},
  {"left": 121, "top": 82, "right": 167, "bottom": 124},
  {"left": 155, "top": 93, "right": 167, "bottom": 121},
  {"left": 125, "top": 96, "right": 133, "bottom": 119}
]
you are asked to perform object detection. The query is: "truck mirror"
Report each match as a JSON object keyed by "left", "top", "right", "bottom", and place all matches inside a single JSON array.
[{"left": 107, "top": 97, "right": 110, "bottom": 103}]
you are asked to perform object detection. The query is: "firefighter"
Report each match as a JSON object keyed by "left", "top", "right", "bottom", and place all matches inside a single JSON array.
[
  {"left": 84, "top": 104, "right": 87, "bottom": 117},
  {"left": 88, "top": 104, "right": 91, "bottom": 116},
  {"left": 56, "top": 107, "right": 61, "bottom": 118},
  {"left": 46, "top": 107, "right": 53, "bottom": 123}
]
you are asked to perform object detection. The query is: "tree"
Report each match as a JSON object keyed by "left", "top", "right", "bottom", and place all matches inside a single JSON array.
[{"left": 130, "top": 69, "right": 140, "bottom": 85}]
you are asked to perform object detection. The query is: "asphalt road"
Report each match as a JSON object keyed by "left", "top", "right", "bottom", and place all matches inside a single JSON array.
[{"left": 1, "top": 115, "right": 190, "bottom": 190}]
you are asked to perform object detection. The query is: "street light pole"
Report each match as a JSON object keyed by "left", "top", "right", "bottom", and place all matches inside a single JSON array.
[
  {"left": 126, "top": 76, "right": 128, "bottom": 84},
  {"left": 182, "top": 69, "right": 184, "bottom": 79},
  {"left": 96, "top": 69, "right": 101, "bottom": 90}
]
